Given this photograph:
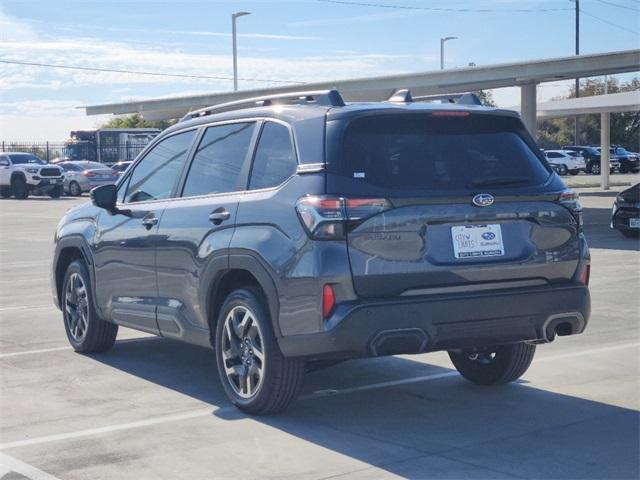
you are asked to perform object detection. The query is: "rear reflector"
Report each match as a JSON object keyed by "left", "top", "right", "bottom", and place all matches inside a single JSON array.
[
  {"left": 322, "top": 284, "right": 336, "bottom": 319},
  {"left": 579, "top": 264, "right": 590, "bottom": 285}
]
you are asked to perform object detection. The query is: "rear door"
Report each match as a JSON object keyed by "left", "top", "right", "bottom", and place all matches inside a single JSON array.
[
  {"left": 326, "top": 112, "right": 580, "bottom": 298},
  {"left": 154, "top": 121, "right": 258, "bottom": 342}
]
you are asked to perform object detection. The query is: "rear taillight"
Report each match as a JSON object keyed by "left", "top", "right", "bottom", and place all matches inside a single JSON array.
[
  {"left": 83, "top": 170, "right": 96, "bottom": 177},
  {"left": 295, "top": 195, "right": 391, "bottom": 239},
  {"left": 322, "top": 284, "right": 336, "bottom": 319},
  {"left": 557, "top": 189, "right": 583, "bottom": 228}
]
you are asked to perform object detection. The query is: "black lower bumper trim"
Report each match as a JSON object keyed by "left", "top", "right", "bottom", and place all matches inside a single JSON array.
[{"left": 278, "top": 284, "right": 590, "bottom": 359}]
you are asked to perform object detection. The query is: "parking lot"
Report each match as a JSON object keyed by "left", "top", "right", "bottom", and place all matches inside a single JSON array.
[{"left": 0, "top": 187, "right": 638, "bottom": 480}]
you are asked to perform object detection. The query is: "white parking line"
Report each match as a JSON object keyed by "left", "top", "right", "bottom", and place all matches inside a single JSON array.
[
  {"left": 0, "top": 341, "right": 637, "bottom": 451},
  {"left": 0, "top": 336, "right": 158, "bottom": 359},
  {"left": 0, "top": 452, "right": 63, "bottom": 480},
  {"left": 0, "top": 304, "right": 51, "bottom": 312}
]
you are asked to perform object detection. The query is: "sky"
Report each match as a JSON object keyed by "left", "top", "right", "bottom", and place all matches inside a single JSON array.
[{"left": 0, "top": 0, "right": 638, "bottom": 140}]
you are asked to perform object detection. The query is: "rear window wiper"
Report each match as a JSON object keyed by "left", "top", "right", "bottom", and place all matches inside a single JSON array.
[{"left": 467, "top": 176, "right": 530, "bottom": 188}]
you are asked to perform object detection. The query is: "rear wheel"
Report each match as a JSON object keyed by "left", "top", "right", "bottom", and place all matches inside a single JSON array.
[
  {"left": 49, "top": 185, "right": 63, "bottom": 198},
  {"left": 448, "top": 343, "right": 536, "bottom": 385},
  {"left": 0, "top": 187, "right": 11, "bottom": 198},
  {"left": 69, "top": 181, "right": 82, "bottom": 197},
  {"left": 62, "top": 260, "right": 118, "bottom": 353},
  {"left": 591, "top": 163, "right": 601, "bottom": 175},
  {"left": 556, "top": 164, "right": 568, "bottom": 176},
  {"left": 215, "top": 288, "right": 304, "bottom": 414},
  {"left": 11, "top": 176, "right": 28, "bottom": 199}
]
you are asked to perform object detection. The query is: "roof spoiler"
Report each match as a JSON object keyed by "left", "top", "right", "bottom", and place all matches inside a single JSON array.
[
  {"left": 387, "top": 89, "right": 482, "bottom": 106},
  {"left": 180, "top": 89, "right": 346, "bottom": 122}
]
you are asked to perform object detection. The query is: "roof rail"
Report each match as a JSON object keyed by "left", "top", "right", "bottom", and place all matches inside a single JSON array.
[
  {"left": 412, "top": 92, "right": 482, "bottom": 106},
  {"left": 387, "top": 89, "right": 413, "bottom": 102},
  {"left": 180, "top": 89, "right": 345, "bottom": 122}
]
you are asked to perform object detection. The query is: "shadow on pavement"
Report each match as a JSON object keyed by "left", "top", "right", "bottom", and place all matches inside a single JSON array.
[
  {"left": 582, "top": 207, "right": 639, "bottom": 252},
  {"left": 92, "top": 337, "right": 640, "bottom": 479}
]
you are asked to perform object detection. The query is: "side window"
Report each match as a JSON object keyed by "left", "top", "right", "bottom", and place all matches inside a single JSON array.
[
  {"left": 124, "top": 130, "right": 195, "bottom": 203},
  {"left": 0, "top": 155, "right": 9, "bottom": 166},
  {"left": 249, "top": 122, "right": 297, "bottom": 190},
  {"left": 182, "top": 122, "right": 254, "bottom": 197},
  {"left": 546, "top": 152, "right": 560, "bottom": 159}
]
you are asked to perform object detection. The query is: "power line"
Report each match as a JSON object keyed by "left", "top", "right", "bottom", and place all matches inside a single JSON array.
[
  {"left": 581, "top": 9, "right": 639, "bottom": 34},
  {"left": 316, "top": 0, "right": 572, "bottom": 13},
  {"left": 0, "top": 59, "right": 307, "bottom": 85},
  {"left": 595, "top": 0, "right": 640, "bottom": 12}
]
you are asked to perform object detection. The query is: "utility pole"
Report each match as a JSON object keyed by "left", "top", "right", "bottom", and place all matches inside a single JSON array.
[
  {"left": 232, "top": 11, "right": 251, "bottom": 91},
  {"left": 440, "top": 36, "right": 458, "bottom": 70},
  {"left": 573, "top": 0, "right": 580, "bottom": 144}
]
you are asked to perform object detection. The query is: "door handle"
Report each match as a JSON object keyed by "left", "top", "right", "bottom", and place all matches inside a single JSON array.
[
  {"left": 209, "top": 210, "right": 231, "bottom": 225},
  {"left": 141, "top": 214, "right": 158, "bottom": 229}
]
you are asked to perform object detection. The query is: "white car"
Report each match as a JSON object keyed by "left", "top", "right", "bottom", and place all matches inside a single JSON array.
[
  {"left": 544, "top": 150, "right": 586, "bottom": 176},
  {"left": 0, "top": 152, "right": 64, "bottom": 199}
]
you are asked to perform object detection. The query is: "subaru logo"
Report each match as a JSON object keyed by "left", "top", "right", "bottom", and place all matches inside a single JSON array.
[
  {"left": 481, "top": 232, "right": 496, "bottom": 240},
  {"left": 472, "top": 193, "right": 494, "bottom": 207}
]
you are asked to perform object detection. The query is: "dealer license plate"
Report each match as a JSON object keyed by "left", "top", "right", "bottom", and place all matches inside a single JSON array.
[
  {"left": 630, "top": 218, "right": 640, "bottom": 229},
  {"left": 451, "top": 224, "right": 505, "bottom": 259}
]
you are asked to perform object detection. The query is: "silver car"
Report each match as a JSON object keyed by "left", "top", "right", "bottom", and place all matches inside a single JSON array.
[{"left": 58, "top": 161, "right": 118, "bottom": 196}]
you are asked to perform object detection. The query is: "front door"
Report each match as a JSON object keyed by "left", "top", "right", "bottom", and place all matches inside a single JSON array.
[{"left": 93, "top": 129, "right": 197, "bottom": 333}]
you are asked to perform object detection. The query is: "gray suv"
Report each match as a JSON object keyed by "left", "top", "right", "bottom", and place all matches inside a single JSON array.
[{"left": 52, "top": 90, "right": 591, "bottom": 414}]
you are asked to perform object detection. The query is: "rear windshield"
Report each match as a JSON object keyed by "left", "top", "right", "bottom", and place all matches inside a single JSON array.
[{"left": 328, "top": 113, "right": 550, "bottom": 196}]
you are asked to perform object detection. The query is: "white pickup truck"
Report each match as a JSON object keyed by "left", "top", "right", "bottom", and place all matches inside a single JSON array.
[{"left": 0, "top": 152, "right": 65, "bottom": 199}]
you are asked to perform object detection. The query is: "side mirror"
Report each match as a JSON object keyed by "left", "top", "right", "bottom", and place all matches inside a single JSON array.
[{"left": 90, "top": 184, "right": 117, "bottom": 210}]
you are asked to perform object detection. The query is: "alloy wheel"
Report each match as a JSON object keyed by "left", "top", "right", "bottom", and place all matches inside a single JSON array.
[
  {"left": 221, "top": 306, "right": 266, "bottom": 398},
  {"left": 64, "top": 272, "right": 89, "bottom": 342}
]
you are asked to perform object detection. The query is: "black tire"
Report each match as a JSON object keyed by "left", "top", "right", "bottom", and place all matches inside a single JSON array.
[
  {"left": 569, "top": 170, "right": 579, "bottom": 176},
  {"left": 591, "top": 163, "right": 601, "bottom": 175},
  {"left": 448, "top": 343, "right": 536, "bottom": 385},
  {"left": 215, "top": 288, "right": 304, "bottom": 414},
  {"left": 0, "top": 186, "right": 11, "bottom": 198},
  {"left": 556, "top": 164, "right": 568, "bottom": 176},
  {"left": 62, "top": 260, "right": 118, "bottom": 353},
  {"left": 49, "top": 185, "right": 63, "bottom": 198},
  {"left": 621, "top": 229, "right": 639, "bottom": 238},
  {"left": 11, "top": 176, "right": 28, "bottom": 199},
  {"left": 69, "top": 181, "right": 82, "bottom": 197},
  {"left": 619, "top": 163, "right": 629, "bottom": 174}
]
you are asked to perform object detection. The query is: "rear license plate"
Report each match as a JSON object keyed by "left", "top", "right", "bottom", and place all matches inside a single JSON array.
[
  {"left": 451, "top": 224, "right": 504, "bottom": 259},
  {"left": 630, "top": 218, "right": 640, "bottom": 229}
]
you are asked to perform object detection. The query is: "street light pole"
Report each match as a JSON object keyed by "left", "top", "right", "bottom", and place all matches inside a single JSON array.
[
  {"left": 572, "top": 0, "right": 580, "bottom": 143},
  {"left": 440, "top": 36, "right": 458, "bottom": 70},
  {"left": 232, "top": 11, "right": 251, "bottom": 91}
]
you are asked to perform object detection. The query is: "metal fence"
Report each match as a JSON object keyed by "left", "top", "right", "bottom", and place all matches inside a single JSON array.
[{"left": 1, "top": 141, "right": 149, "bottom": 165}]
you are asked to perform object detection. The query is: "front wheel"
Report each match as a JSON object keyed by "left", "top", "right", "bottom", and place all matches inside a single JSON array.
[
  {"left": 592, "top": 163, "right": 601, "bottom": 175},
  {"left": 62, "top": 260, "right": 118, "bottom": 353},
  {"left": 49, "top": 185, "right": 63, "bottom": 198},
  {"left": 556, "top": 164, "right": 568, "bottom": 176},
  {"left": 448, "top": 343, "right": 536, "bottom": 385},
  {"left": 619, "top": 163, "right": 629, "bottom": 174},
  {"left": 11, "top": 176, "right": 28, "bottom": 199},
  {"left": 69, "top": 181, "right": 82, "bottom": 197},
  {"left": 215, "top": 288, "right": 304, "bottom": 414},
  {"left": 569, "top": 169, "right": 579, "bottom": 176}
]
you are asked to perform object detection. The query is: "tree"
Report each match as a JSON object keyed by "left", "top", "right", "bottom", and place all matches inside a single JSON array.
[
  {"left": 537, "top": 77, "right": 639, "bottom": 151},
  {"left": 476, "top": 90, "right": 497, "bottom": 107},
  {"left": 99, "top": 113, "right": 177, "bottom": 131}
]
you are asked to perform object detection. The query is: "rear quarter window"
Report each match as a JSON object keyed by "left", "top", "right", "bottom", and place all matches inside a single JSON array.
[{"left": 327, "top": 113, "right": 550, "bottom": 196}]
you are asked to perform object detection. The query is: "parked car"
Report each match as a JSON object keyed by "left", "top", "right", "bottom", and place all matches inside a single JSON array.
[
  {"left": 563, "top": 146, "right": 619, "bottom": 175},
  {"left": 52, "top": 89, "right": 591, "bottom": 414},
  {"left": 543, "top": 150, "right": 586, "bottom": 176},
  {"left": 0, "top": 152, "right": 64, "bottom": 199},
  {"left": 611, "top": 183, "right": 640, "bottom": 238},
  {"left": 111, "top": 161, "right": 133, "bottom": 177},
  {"left": 611, "top": 146, "right": 640, "bottom": 174},
  {"left": 58, "top": 161, "right": 118, "bottom": 196}
]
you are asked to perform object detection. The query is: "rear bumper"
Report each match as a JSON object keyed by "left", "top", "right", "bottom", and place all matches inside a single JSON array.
[{"left": 278, "top": 284, "right": 590, "bottom": 359}]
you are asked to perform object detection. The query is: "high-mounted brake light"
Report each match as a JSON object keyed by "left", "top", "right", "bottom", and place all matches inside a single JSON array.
[
  {"left": 431, "top": 111, "right": 470, "bottom": 117},
  {"left": 557, "top": 189, "right": 583, "bottom": 228},
  {"left": 295, "top": 196, "right": 391, "bottom": 240}
]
